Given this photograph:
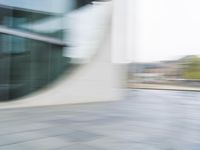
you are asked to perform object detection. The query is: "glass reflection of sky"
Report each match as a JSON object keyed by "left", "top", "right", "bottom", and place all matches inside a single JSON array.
[
  {"left": 0, "top": 0, "right": 78, "bottom": 39},
  {"left": 0, "top": 0, "right": 76, "bottom": 14}
]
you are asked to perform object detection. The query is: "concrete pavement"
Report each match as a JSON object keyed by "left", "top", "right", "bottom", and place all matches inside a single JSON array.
[{"left": 0, "top": 89, "right": 199, "bottom": 149}]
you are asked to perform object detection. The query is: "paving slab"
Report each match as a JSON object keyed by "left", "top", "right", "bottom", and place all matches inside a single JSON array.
[{"left": 0, "top": 89, "right": 199, "bottom": 150}]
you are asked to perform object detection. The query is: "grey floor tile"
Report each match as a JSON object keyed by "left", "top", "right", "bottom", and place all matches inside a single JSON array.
[
  {"left": 56, "top": 143, "right": 105, "bottom": 150},
  {"left": 0, "top": 90, "right": 199, "bottom": 150}
]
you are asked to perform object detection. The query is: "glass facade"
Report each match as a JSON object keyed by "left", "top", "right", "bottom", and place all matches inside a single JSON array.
[{"left": 0, "top": 0, "right": 93, "bottom": 100}]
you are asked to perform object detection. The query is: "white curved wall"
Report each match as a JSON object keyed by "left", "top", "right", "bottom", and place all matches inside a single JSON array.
[
  {"left": 0, "top": 1, "right": 125, "bottom": 109},
  {"left": 0, "top": 31, "right": 123, "bottom": 109}
]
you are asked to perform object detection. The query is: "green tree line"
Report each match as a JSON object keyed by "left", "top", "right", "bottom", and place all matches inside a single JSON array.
[{"left": 183, "top": 56, "right": 200, "bottom": 80}]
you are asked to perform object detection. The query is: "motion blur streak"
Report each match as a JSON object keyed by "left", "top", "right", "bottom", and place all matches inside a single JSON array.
[
  {"left": 63, "top": 1, "right": 112, "bottom": 63},
  {"left": 0, "top": 1, "right": 200, "bottom": 150},
  {"left": 0, "top": 0, "right": 123, "bottom": 107}
]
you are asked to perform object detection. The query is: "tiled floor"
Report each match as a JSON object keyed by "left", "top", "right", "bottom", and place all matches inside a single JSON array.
[{"left": 0, "top": 89, "right": 199, "bottom": 150}]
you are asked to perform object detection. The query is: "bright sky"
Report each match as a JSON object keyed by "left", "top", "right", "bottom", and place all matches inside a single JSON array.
[{"left": 132, "top": 0, "right": 200, "bottom": 62}]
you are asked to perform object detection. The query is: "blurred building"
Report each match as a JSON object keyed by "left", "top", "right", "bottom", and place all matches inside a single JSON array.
[{"left": 0, "top": 0, "right": 122, "bottom": 106}]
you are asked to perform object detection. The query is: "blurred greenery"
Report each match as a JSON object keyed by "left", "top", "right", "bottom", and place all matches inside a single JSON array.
[{"left": 183, "top": 56, "right": 200, "bottom": 79}]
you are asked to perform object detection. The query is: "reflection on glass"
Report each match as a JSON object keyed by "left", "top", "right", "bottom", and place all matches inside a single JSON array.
[
  {"left": 0, "top": 0, "right": 94, "bottom": 100},
  {"left": 0, "top": 34, "right": 71, "bottom": 100}
]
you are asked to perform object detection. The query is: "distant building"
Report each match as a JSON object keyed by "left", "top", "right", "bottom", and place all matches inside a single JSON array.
[{"left": 128, "top": 55, "right": 199, "bottom": 83}]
